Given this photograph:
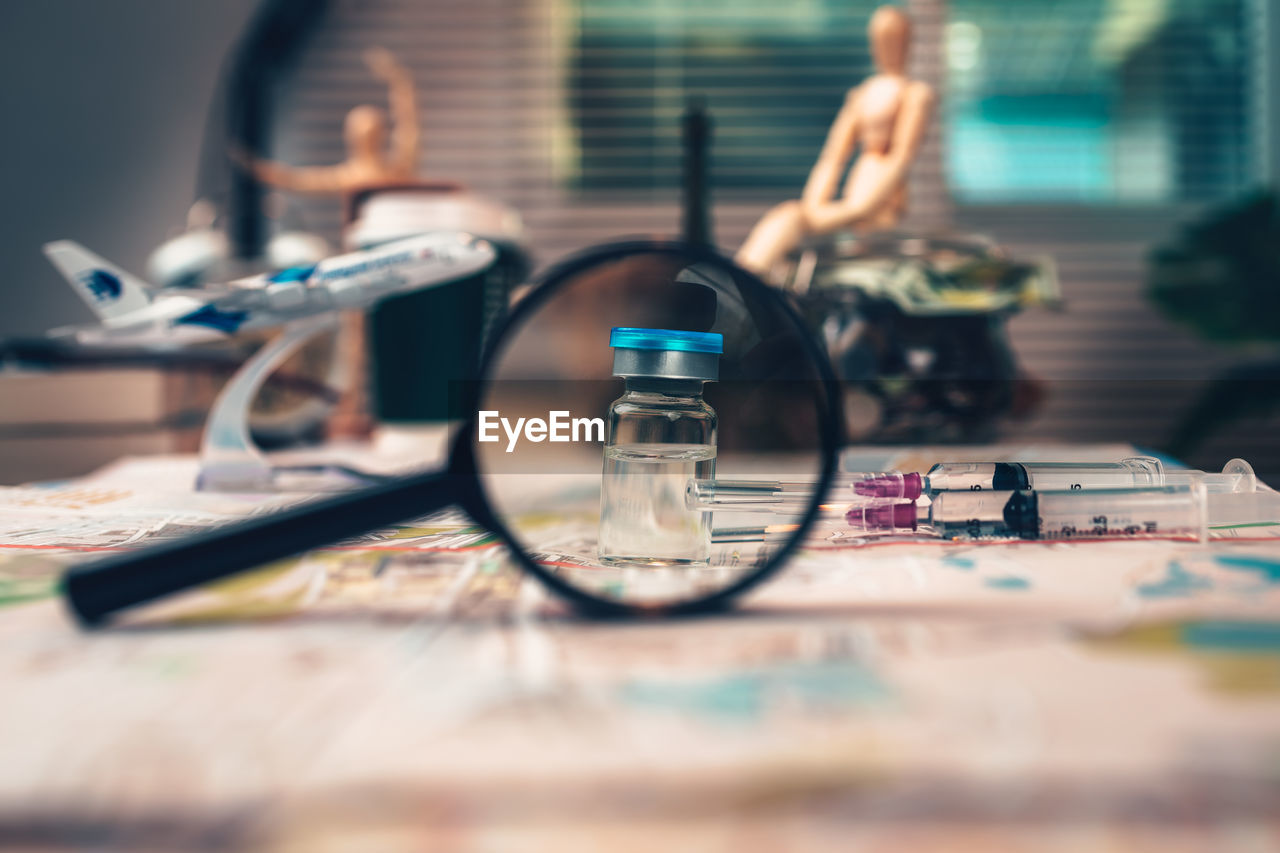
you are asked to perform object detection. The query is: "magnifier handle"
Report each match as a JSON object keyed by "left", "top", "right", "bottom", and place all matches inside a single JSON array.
[{"left": 63, "top": 471, "right": 460, "bottom": 627}]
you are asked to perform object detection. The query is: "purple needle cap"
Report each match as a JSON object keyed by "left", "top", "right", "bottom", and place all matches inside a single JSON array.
[
  {"left": 847, "top": 501, "right": 917, "bottom": 531},
  {"left": 852, "top": 471, "right": 924, "bottom": 500}
]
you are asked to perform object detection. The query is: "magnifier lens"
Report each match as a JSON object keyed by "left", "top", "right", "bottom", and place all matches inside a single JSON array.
[{"left": 475, "top": 244, "right": 836, "bottom": 610}]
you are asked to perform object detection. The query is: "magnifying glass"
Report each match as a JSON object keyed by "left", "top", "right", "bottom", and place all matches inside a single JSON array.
[{"left": 62, "top": 241, "right": 843, "bottom": 625}]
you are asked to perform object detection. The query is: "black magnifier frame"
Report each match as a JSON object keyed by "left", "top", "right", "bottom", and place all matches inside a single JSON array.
[{"left": 61, "top": 239, "right": 844, "bottom": 627}]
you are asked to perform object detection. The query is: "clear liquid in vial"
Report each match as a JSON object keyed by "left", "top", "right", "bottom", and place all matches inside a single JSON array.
[{"left": 599, "top": 443, "right": 716, "bottom": 566}]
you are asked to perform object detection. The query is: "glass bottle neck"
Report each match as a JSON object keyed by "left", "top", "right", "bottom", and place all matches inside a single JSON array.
[{"left": 621, "top": 378, "right": 707, "bottom": 397}]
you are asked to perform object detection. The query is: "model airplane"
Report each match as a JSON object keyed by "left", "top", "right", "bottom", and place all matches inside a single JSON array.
[{"left": 42, "top": 232, "right": 497, "bottom": 348}]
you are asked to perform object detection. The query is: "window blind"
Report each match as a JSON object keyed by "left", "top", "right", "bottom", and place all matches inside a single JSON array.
[{"left": 945, "top": 0, "right": 1256, "bottom": 202}]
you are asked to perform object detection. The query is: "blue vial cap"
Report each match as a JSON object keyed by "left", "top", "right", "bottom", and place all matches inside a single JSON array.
[
  {"left": 609, "top": 327, "right": 723, "bottom": 354},
  {"left": 609, "top": 327, "right": 721, "bottom": 382}
]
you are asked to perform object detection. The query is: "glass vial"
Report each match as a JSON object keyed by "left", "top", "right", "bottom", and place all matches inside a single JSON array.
[{"left": 599, "top": 327, "right": 722, "bottom": 567}]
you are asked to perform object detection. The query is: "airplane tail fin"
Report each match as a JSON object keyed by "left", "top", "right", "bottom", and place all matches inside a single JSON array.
[{"left": 42, "top": 240, "right": 153, "bottom": 321}]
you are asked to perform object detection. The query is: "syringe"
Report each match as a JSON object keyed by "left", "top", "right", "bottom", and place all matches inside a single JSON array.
[
  {"left": 859, "top": 457, "right": 1256, "bottom": 496},
  {"left": 846, "top": 484, "right": 1209, "bottom": 542}
]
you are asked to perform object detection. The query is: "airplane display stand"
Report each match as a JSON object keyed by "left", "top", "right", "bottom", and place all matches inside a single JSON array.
[{"left": 196, "top": 315, "right": 365, "bottom": 492}]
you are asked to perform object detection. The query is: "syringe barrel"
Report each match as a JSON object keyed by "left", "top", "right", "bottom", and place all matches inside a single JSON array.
[
  {"left": 1024, "top": 457, "right": 1164, "bottom": 490},
  {"left": 926, "top": 485, "right": 1207, "bottom": 541},
  {"left": 927, "top": 491, "right": 1035, "bottom": 538},
  {"left": 923, "top": 463, "right": 1030, "bottom": 493},
  {"left": 923, "top": 458, "right": 1167, "bottom": 493},
  {"left": 1031, "top": 484, "right": 1207, "bottom": 541}
]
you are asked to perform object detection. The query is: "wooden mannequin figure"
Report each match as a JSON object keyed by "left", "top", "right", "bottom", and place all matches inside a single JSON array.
[
  {"left": 242, "top": 47, "right": 420, "bottom": 195},
  {"left": 735, "top": 6, "right": 936, "bottom": 278}
]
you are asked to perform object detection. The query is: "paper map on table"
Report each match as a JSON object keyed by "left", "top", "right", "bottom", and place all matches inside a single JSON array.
[{"left": 1, "top": 447, "right": 1278, "bottom": 849}]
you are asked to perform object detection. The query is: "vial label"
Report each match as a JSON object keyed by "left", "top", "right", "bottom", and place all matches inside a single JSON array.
[{"left": 599, "top": 443, "right": 716, "bottom": 566}]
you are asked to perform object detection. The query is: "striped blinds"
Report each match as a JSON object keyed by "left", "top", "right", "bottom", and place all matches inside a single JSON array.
[{"left": 945, "top": 0, "right": 1257, "bottom": 202}]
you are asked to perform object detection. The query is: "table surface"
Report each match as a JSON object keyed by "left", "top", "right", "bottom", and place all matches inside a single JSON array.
[{"left": 1, "top": 444, "right": 1279, "bottom": 851}]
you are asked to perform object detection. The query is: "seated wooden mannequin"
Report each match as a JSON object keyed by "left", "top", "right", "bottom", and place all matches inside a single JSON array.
[
  {"left": 735, "top": 6, "right": 936, "bottom": 278},
  {"left": 240, "top": 48, "right": 421, "bottom": 195}
]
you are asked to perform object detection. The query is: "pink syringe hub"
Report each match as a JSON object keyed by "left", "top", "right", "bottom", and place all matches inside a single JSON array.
[
  {"left": 852, "top": 471, "right": 923, "bottom": 500},
  {"left": 847, "top": 501, "right": 918, "bottom": 531}
]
